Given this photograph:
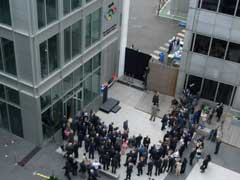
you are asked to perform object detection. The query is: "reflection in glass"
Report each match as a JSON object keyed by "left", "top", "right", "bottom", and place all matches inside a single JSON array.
[
  {"left": 187, "top": 75, "right": 202, "bottom": 95},
  {"left": 48, "top": 35, "right": 59, "bottom": 74},
  {"left": 84, "top": 59, "right": 92, "bottom": 77},
  {"left": 85, "top": 15, "right": 91, "bottom": 48},
  {"left": 41, "top": 108, "right": 52, "bottom": 138},
  {"left": 193, "top": 34, "right": 210, "bottom": 55},
  {"left": 210, "top": 38, "right": 227, "bottom": 59},
  {"left": 0, "top": 0, "right": 12, "bottom": 26},
  {"left": 236, "top": 1, "right": 240, "bottom": 16},
  {"left": 8, "top": 105, "right": 23, "bottom": 138},
  {"left": 216, "top": 83, "right": 233, "bottom": 105},
  {"left": 0, "top": 84, "right": 5, "bottom": 99},
  {"left": 51, "top": 82, "right": 62, "bottom": 102},
  {"left": 92, "top": 53, "right": 101, "bottom": 70},
  {"left": 40, "top": 41, "right": 48, "bottom": 78},
  {"left": 0, "top": 101, "right": 9, "bottom": 130},
  {"left": 84, "top": 75, "right": 92, "bottom": 106},
  {"left": 0, "top": 47, "right": 3, "bottom": 70},
  {"left": 6, "top": 87, "right": 20, "bottom": 105},
  {"left": 226, "top": 42, "right": 240, "bottom": 64},
  {"left": 63, "top": 0, "right": 70, "bottom": 15},
  {"left": 37, "top": 0, "right": 46, "bottom": 29},
  {"left": 63, "top": 73, "right": 73, "bottom": 94},
  {"left": 92, "top": 69, "right": 100, "bottom": 99},
  {"left": 52, "top": 100, "right": 62, "bottom": 131},
  {"left": 201, "top": 79, "right": 218, "bottom": 101},
  {"left": 201, "top": 0, "right": 219, "bottom": 11},
  {"left": 40, "top": 90, "right": 51, "bottom": 110},
  {"left": 2, "top": 38, "right": 17, "bottom": 75},
  {"left": 72, "top": 20, "right": 82, "bottom": 57},
  {"left": 46, "top": 0, "right": 58, "bottom": 24},
  {"left": 74, "top": 66, "right": 83, "bottom": 85},
  {"left": 72, "top": 0, "right": 82, "bottom": 10},
  {"left": 92, "top": 9, "right": 101, "bottom": 43},
  {"left": 64, "top": 27, "right": 71, "bottom": 63},
  {"left": 219, "top": 0, "right": 237, "bottom": 15}
]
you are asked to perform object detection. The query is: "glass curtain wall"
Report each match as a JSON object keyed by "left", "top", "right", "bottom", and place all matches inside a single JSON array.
[
  {"left": 85, "top": 9, "right": 101, "bottom": 48},
  {"left": 40, "top": 34, "right": 59, "bottom": 79},
  {"left": 37, "top": 0, "right": 58, "bottom": 29},
  {"left": 63, "top": 0, "right": 82, "bottom": 15},
  {"left": 0, "top": 0, "right": 11, "bottom": 26}
]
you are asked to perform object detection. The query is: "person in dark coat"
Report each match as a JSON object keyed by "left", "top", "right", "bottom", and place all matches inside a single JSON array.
[
  {"left": 63, "top": 160, "right": 72, "bottom": 180},
  {"left": 200, "top": 154, "right": 211, "bottom": 173},
  {"left": 143, "top": 136, "right": 151, "bottom": 149},
  {"left": 137, "top": 160, "right": 144, "bottom": 176},
  {"left": 152, "top": 91, "right": 159, "bottom": 106},
  {"left": 189, "top": 148, "right": 196, "bottom": 166},
  {"left": 73, "top": 142, "right": 79, "bottom": 158},
  {"left": 111, "top": 156, "right": 118, "bottom": 174},
  {"left": 125, "top": 163, "right": 133, "bottom": 180},
  {"left": 135, "top": 134, "right": 143, "bottom": 148},
  {"left": 167, "top": 156, "right": 175, "bottom": 173},
  {"left": 161, "top": 156, "right": 168, "bottom": 173},
  {"left": 84, "top": 135, "right": 90, "bottom": 153},
  {"left": 147, "top": 159, "right": 154, "bottom": 176},
  {"left": 88, "top": 140, "right": 95, "bottom": 159},
  {"left": 216, "top": 103, "right": 223, "bottom": 122},
  {"left": 155, "top": 158, "right": 162, "bottom": 176},
  {"left": 180, "top": 158, "right": 187, "bottom": 174},
  {"left": 161, "top": 114, "right": 168, "bottom": 131},
  {"left": 103, "top": 152, "right": 110, "bottom": 170},
  {"left": 214, "top": 138, "right": 222, "bottom": 154}
]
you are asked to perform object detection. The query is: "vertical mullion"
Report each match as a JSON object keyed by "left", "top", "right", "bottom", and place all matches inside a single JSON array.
[
  {"left": 44, "top": 0, "right": 47, "bottom": 26},
  {"left": 46, "top": 40, "right": 50, "bottom": 76},
  {"left": 70, "top": 25, "right": 73, "bottom": 60},
  {"left": 0, "top": 38, "right": 6, "bottom": 72}
]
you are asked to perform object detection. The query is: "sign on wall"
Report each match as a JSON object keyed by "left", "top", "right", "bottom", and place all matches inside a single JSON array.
[{"left": 103, "top": 0, "right": 119, "bottom": 36}]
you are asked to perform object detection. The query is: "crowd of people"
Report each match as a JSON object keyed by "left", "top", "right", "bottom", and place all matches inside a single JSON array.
[{"left": 59, "top": 87, "right": 223, "bottom": 180}]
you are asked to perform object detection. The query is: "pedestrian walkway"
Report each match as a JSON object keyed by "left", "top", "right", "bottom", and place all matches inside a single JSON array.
[
  {"left": 186, "top": 162, "right": 240, "bottom": 180},
  {"left": 150, "top": 29, "right": 185, "bottom": 61}
]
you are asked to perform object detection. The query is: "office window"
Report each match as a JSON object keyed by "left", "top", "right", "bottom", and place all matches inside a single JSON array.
[
  {"left": 41, "top": 108, "right": 52, "bottom": 138},
  {"left": 6, "top": 87, "right": 20, "bottom": 105},
  {"left": 209, "top": 38, "right": 227, "bottom": 59},
  {"left": 216, "top": 83, "right": 233, "bottom": 105},
  {"left": 48, "top": 35, "right": 59, "bottom": 73},
  {"left": 84, "top": 75, "right": 92, "bottom": 106},
  {"left": 40, "top": 90, "right": 51, "bottom": 110},
  {"left": 72, "top": 21, "right": 82, "bottom": 57},
  {"left": 1, "top": 38, "right": 17, "bottom": 76},
  {"left": 0, "top": 101, "right": 9, "bottom": 130},
  {"left": 201, "top": 0, "right": 219, "bottom": 11},
  {"left": 92, "top": 53, "right": 101, "bottom": 70},
  {"left": 219, "top": 0, "right": 237, "bottom": 15},
  {"left": 63, "top": 73, "right": 73, "bottom": 94},
  {"left": 0, "top": 47, "right": 3, "bottom": 70},
  {"left": 226, "top": 42, "right": 240, "bottom": 63},
  {"left": 39, "top": 34, "right": 59, "bottom": 79},
  {"left": 63, "top": 0, "right": 82, "bottom": 15},
  {"left": 92, "top": 69, "right": 100, "bottom": 99},
  {"left": 193, "top": 34, "right": 210, "bottom": 55},
  {"left": 236, "top": 1, "right": 240, "bottom": 16},
  {"left": 187, "top": 75, "right": 202, "bottom": 95},
  {"left": 37, "top": 0, "right": 58, "bottom": 29},
  {"left": 8, "top": 105, "right": 23, "bottom": 138},
  {"left": 85, "top": 9, "right": 101, "bottom": 48},
  {"left": 201, "top": 79, "right": 218, "bottom": 101},
  {"left": 52, "top": 100, "right": 62, "bottom": 130},
  {"left": 0, "top": 0, "right": 11, "bottom": 26},
  {"left": 91, "top": 9, "right": 101, "bottom": 44},
  {"left": 51, "top": 82, "right": 62, "bottom": 102},
  {"left": 64, "top": 27, "right": 71, "bottom": 63},
  {"left": 64, "top": 20, "right": 82, "bottom": 63},
  {"left": 84, "top": 59, "right": 92, "bottom": 77},
  {"left": 86, "top": 0, "right": 93, "bottom": 3},
  {"left": 74, "top": 66, "right": 83, "bottom": 85},
  {"left": 0, "top": 84, "right": 5, "bottom": 99}
]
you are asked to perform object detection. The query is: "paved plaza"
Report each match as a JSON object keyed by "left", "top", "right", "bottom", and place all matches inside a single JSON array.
[{"left": 1, "top": 82, "right": 240, "bottom": 180}]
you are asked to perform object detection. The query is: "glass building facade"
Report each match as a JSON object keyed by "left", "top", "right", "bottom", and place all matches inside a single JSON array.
[
  {"left": 177, "top": 0, "right": 240, "bottom": 110},
  {"left": 0, "top": 0, "right": 122, "bottom": 145}
]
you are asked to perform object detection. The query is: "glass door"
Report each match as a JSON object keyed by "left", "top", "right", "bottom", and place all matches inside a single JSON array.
[
  {"left": 63, "top": 97, "right": 74, "bottom": 119},
  {"left": 74, "top": 88, "right": 83, "bottom": 114}
]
